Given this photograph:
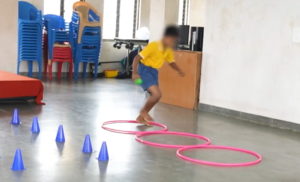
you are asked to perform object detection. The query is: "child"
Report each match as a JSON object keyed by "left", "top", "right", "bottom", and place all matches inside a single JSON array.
[{"left": 132, "top": 25, "right": 185, "bottom": 126}]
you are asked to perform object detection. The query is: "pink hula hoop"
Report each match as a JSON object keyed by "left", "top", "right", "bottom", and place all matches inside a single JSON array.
[
  {"left": 135, "top": 131, "right": 211, "bottom": 148},
  {"left": 102, "top": 120, "right": 168, "bottom": 134},
  {"left": 177, "top": 145, "right": 262, "bottom": 167}
]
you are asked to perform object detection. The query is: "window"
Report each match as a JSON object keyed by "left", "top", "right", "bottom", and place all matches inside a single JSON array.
[
  {"left": 64, "top": 0, "right": 81, "bottom": 21},
  {"left": 119, "top": 0, "right": 135, "bottom": 38},
  {"left": 103, "top": 0, "right": 140, "bottom": 39},
  {"left": 103, "top": 0, "right": 117, "bottom": 39},
  {"left": 178, "top": 0, "right": 189, "bottom": 25},
  {"left": 44, "top": 0, "right": 61, "bottom": 16},
  {"left": 44, "top": 0, "right": 84, "bottom": 21}
]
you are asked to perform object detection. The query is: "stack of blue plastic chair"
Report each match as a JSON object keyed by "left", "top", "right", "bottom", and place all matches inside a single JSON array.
[
  {"left": 44, "top": 15, "right": 72, "bottom": 62},
  {"left": 70, "top": 4, "right": 102, "bottom": 80},
  {"left": 43, "top": 14, "right": 74, "bottom": 79},
  {"left": 18, "top": 1, "right": 43, "bottom": 79}
]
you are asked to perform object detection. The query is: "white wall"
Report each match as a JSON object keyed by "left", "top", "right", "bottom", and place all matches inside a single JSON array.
[
  {"left": 0, "top": 1, "right": 18, "bottom": 73},
  {"left": 149, "top": 0, "right": 179, "bottom": 41},
  {"left": 165, "top": 0, "right": 180, "bottom": 25},
  {"left": 188, "top": 0, "right": 205, "bottom": 27},
  {"left": 100, "top": 42, "right": 127, "bottom": 62},
  {"left": 149, "top": 0, "right": 166, "bottom": 41},
  {"left": 140, "top": 0, "right": 150, "bottom": 28},
  {"left": 201, "top": 0, "right": 300, "bottom": 124}
]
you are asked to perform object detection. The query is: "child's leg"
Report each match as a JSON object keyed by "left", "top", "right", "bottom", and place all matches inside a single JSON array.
[
  {"left": 140, "top": 85, "right": 161, "bottom": 122},
  {"left": 136, "top": 63, "right": 160, "bottom": 126},
  {"left": 136, "top": 115, "right": 150, "bottom": 126}
]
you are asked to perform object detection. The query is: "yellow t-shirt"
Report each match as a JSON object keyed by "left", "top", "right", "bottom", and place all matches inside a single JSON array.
[{"left": 139, "top": 41, "right": 175, "bottom": 69}]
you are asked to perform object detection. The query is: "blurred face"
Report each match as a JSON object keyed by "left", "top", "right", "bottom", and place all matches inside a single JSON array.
[{"left": 162, "top": 36, "right": 178, "bottom": 49}]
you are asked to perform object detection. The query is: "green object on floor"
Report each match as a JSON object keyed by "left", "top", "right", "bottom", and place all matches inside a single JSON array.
[{"left": 135, "top": 78, "right": 143, "bottom": 85}]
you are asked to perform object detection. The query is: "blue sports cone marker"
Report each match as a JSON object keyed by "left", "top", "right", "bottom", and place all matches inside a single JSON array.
[
  {"left": 11, "top": 109, "right": 20, "bottom": 125},
  {"left": 55, "top": 125, "right": 65, "bottom": 142},
  {"left": 31, "top": 117, "right": 40, "bottom": 133},
  {"left": 82, "top": 134, "right": 93, "bottom": 153},
  {"left": 97, "top": 142, "right": 109, "bottom": 161},
  {"left": 11, "top": 149, "right": 25, "bottom": 171}
]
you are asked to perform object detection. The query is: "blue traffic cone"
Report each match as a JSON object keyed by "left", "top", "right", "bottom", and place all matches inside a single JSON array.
[
  {"left": 55, "top": 125, "right": 65, "bottom": 142},
  {"left": 82, "top": 135, "right": 93, "bottom": 153},
  {"left": 31, "top": 117, "right": 40, "bottom": 133},
  {"left": 11, "top": 109, "right": 20, "bottom": 125},
  {"left": 97, "top": 142, "right": 109, "bottom": 161},
  {"left": 11, "top": 149, "right": 25, "bottom": 171}
]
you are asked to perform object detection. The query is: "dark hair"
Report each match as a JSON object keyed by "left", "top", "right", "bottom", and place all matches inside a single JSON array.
[{"left": 164, "top": 25, "right": 179, "bottom": 37}]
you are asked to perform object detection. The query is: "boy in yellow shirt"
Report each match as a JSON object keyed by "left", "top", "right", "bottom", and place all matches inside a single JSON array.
[{"left": 132, "top": 25, "right": 185, "bottom": 126}]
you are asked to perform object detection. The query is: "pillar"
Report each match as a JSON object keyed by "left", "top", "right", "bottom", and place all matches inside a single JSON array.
[
  {"left": 149, "top": 0, "right": 180, "bottom": 41},
  {"left": 139, "top": 0, "right": 150, "bottom": 28},
  {"left": 189, "top": 0, "right": 206, "bottom": 26},
  {"left": 1, "top": 1, "right": 18, "bottom": 73}
]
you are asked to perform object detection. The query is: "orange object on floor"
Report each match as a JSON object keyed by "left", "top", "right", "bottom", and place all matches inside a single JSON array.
[
  {"left": 104, "top": 70, "right": 118, "bottom": 78},
  {"left": 0, "top": 71, "right": 45, "bottom": 105}
]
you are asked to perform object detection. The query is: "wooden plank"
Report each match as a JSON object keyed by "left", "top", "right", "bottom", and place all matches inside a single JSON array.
[{"left": 158, "top": 51, "right": 202, "bottom": 109}]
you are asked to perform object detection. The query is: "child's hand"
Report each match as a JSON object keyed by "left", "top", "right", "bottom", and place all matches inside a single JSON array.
[
  {"left": 132, "top": 73, "right": 141, "bottom": 81},
  {"left": 178, "top": 71, "right": 185, "bottom": 77}
]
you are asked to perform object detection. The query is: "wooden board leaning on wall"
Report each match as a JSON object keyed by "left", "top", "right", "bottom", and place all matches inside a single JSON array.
[{"left": 159, "top": 51, "right": 202, "bottom": 109}]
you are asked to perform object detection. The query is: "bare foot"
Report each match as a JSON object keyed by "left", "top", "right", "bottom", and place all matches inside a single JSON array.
[
  {"left": 136, "top": 115, "right": 153, "bottom": 127},
  {"left": 140, "top": 110, "right": 154, "bottom": 122}
]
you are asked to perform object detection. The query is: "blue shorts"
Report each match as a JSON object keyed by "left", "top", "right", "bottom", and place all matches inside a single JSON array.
[{"left": 137, "top": 63, "right": 158, "bottom": 91}]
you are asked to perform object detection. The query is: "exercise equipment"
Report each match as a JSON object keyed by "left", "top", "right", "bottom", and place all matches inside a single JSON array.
[
  {"left": 102, "top": 120, "right": 168, "bottom": 134},
  {"left": 135, "top": 78, "right": 143, "bottom": 85},
  {"left": 56, "top": 125, "right": 65, "bottom": 142},
  {"left": 11, "top": 149, "right": 25, "bottom": 171},
  {"left": 97, "top": 141, "right": 109, "bottom": 161},
  {"left": 113, "top": 42, "right": 123, "bottom": 49},
  {"left": 0, "top": 71, "right": 45, "bottom": 104},
  {"left": 113, "top": 38, "right": 149, "bottom": 78},
  {"left": 177, "top": 145, "right": 262, "bottom": 167},
  {"left": 31, "top": 117, "right": 40, "bottom": 133},
  {"left": 11, "top": 109, "right": 21, "bottom": 125},
  {"left": 135, "top": 131, "right": 211, "bottom": 148},
  {"left": 82, "top": 134, "right": 93, "bottom": 153}
]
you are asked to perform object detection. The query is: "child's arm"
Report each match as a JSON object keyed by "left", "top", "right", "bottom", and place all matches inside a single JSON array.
[
  {"left": 169, "top": 62, "right": 185, "bottom": 77},
  {"left": 132, "top": 42, "right": 156, "bottom": 81},
  {"left": 132, "top": 54, "right": 143, "bottom": 80}
]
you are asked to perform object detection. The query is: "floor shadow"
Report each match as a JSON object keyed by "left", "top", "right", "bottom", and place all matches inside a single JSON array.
[
  {"left": 136, "top": 125, "right": 150, "bottom": 132},
  {"left": 98, "top": 161, "right": 109, "bottom": 174},
  {"left": 31, "top": 133, "right": 39, "bottom": 143},
  {"left": 82, "top": 153, "right": 92, "bottom": 167},
  {"left": 11, "top": 125, "right": 20, "bottom": 136},
  {"left": 12, "top": 170, "right": 24, "bottom": 181},
  {"left": 56, "top": 142, "right": 65, "bottom": 156}
]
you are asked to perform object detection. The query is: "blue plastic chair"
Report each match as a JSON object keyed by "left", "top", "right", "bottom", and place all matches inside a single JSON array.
[
  {"left": 43, "top": 14, "right": 69, "bottom": 61},
  {"left": 19, "top": 1, "right": 38, "bottom": 20},
  {"left": 18, "top": 1, "right": 43, "bottom": 79},
  {"left": 70, "top": 7, "right": 102, "bottom": 79},
  {"left": 73, "top": 27, "right": 101, "bottom": 79}
]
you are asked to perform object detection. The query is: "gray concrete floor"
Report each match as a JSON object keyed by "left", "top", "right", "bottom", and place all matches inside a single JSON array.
[{"left": 0, "top": 78, "right": 299, "bottom": 182}]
